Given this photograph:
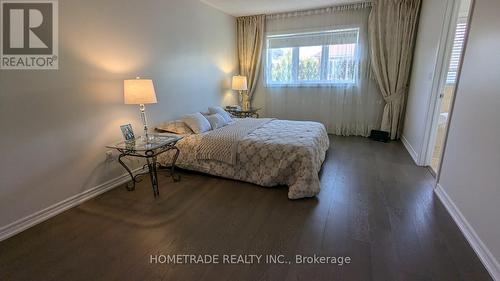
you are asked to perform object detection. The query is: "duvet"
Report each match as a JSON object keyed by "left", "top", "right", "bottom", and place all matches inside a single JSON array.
[{"left": 157, "top": 118, "right": 329, "bottom": 199}]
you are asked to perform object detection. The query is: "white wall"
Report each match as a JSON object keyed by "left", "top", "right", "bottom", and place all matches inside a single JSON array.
[
  {"left": 402, "top": 0, "right": 449, "bottom": 164},
  {"left": 438, "top": 0, "right": 500, "bottom": 277},
  {"left": 0, "top": 0, "right": 237, "bottom": 232}
]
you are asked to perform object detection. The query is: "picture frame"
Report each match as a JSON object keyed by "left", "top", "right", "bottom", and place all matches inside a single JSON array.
[{"left": 120, "top": 124, "right": 135, "bottom": 142}]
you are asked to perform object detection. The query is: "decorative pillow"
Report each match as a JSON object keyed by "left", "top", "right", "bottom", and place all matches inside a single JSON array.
[
  {"left": 208, "top": 106, "right": 233, "bottom": 123},
  {"left": 155, "top": 120, "right": 193, "bottom": 135},
  {"left": 182, "top": 112, "right": 212, "bottom": 134},
  {"left": 205, "top": 113, "right": 227, "bottom": 130}
]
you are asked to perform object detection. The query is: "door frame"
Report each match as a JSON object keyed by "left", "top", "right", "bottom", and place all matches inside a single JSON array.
[
  {"left": 434, "top": 0, "right": 475, "bottom": 182},
  {"left": 420, "top": 0, "right": 474, "bottom": 177}
]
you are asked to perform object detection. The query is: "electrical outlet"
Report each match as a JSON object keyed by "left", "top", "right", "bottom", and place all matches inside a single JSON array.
[{"left": 105, "top": 150, "right": 114, "bottom": 161}]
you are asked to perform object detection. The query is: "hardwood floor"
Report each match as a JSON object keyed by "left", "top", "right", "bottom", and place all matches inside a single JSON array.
[{"left": 0, "top": 136, "right": 492, "bottom": 281}]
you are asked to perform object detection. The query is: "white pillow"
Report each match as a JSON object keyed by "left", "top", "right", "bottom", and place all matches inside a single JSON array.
[
  {"left": 181, "top": 112, "right": 211, "bottom": 134},
  {"left": 208, "top": 106, "right": 232, "bottom": 123},
  {"left": 205, "top": 113, "right": 227, "bottom": 130}
]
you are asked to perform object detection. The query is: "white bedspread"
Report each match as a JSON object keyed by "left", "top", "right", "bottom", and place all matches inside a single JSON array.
[{"left": 158, "top": 119, "right": 329, "bottom": 199}]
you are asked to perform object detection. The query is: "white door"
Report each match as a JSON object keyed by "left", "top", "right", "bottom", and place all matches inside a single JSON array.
[{"left": 427, "top": 0, "right": 473, "bottom": 174}]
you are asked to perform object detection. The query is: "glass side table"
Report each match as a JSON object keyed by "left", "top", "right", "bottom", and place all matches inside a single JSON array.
[
  {"left": 225, "top": 107, "right": 261, "bottom": 118},
  {"left": 106, "top": 134, "right": 183, "bottom": 197}
]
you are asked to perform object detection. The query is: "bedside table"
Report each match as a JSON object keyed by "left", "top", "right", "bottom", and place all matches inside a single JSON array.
[
  {"left": 106, "top": 134, "right": 182, "bottom": 197},
  {"left": 225, "top": 107, "right": 261, "bottom": 118}
]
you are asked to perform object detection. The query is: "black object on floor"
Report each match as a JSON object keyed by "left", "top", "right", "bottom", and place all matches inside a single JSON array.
[{"left": 369, "top": 130, "right": 390, "bottom": 142}]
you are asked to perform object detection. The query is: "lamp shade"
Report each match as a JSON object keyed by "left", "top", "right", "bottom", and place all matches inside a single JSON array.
[
  {"left": 231, "top": 75, "right": 248, "bottom": 91},
  {"left": 124, "top": 79, "right": 157, "bottom": 104}
]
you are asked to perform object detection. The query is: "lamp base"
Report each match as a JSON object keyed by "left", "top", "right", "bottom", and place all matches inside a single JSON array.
[
  {"left": 242, "top": 93, "right": 250, "bottom": 111},
  {"left": 141, "top": 134, "right": 155, "bottom": 143},
  {"left": 139, "top": 104, "right": 151, "bottom": 142}
]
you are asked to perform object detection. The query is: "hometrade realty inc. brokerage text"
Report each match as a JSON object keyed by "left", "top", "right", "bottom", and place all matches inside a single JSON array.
[{"left": 150, "top": 254, "right": 352, "bottom": 266}]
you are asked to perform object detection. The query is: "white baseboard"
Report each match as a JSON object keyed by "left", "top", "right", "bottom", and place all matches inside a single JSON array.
[
  {"left": 0, "top": 168, "right": 142, "bottom": 242},
  {"left": 401, "top": 135, "right": 421, "bottom": 165},
  {"left": 435, "top": 184, "right": 500, "bottom": 281}
]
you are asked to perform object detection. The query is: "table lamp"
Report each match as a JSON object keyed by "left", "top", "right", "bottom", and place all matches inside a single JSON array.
[
  {"left": 124, "top": 77, "right": 157, "bottom": 141},
  {"left": 232, "top": 75, "right": 249, "bottom": 110}
]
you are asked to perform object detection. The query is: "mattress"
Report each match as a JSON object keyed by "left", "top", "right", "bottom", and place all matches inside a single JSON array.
[{"left": 157, "top": 119, "right": 329, "bottom": 199}]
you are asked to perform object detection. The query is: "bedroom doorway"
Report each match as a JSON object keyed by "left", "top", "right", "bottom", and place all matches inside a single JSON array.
[{"left": 427, "top": 0, "right": 473, "bottom": 175}]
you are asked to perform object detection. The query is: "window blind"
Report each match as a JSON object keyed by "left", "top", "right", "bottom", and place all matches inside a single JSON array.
[
  {"left": 446, "top": 21, "right": 467, "bottom": 84},
  {"left": 267, "top": 29, "right": 359, "bottom": 48}
]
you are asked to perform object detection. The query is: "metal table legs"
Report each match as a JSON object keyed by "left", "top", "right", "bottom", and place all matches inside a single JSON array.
[
  {"left": 146, "top": 157, "right": 159, "bottom": 197},
  {"left": 118, "top": 154, "right": 139, "bottom": 191},
  {"left": 162, "top": 146, "right": 181, "bottom": 182},
  {"left": 117, "top": 147, "right": 180, "bottom": 197}
]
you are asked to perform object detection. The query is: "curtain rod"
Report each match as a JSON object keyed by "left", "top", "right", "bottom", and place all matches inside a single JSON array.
[{"left": 263, "top": 1, "right": 372, "bottom": 20}]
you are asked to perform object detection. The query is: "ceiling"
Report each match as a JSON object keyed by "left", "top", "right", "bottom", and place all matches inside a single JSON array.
[{"left": 201, "top": 0, "right": 362, "bottom": 17}]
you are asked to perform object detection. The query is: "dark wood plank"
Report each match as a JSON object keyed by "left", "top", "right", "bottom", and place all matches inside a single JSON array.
[{"left": 0, "top": 136, "right": 492, "bottom": 281}]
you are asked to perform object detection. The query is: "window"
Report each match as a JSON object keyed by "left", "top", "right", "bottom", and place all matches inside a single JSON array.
[
  {"left": 446, "top": 21, "right": 467, "bottom": 84},
  {"left": 269, "top": 48, "right": 293, "bottom": 82},
  {"left": 265, "top": 28, "right": 359, "bottom": 86}
]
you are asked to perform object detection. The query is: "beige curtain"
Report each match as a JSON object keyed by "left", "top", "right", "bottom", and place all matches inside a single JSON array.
[
  {"left": 263, "top": 4, "right": 384, "bottom": 137},
  {"left": 369, "top": 0, "right": 421, "bottom": 139},
  {"left": 236, "top": 15, "right": 265, "bottom": 104}
]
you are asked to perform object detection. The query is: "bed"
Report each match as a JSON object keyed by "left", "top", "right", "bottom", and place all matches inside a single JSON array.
[{"left": 157, "top": 118, "right": 329, "bottom": 199}]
